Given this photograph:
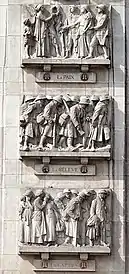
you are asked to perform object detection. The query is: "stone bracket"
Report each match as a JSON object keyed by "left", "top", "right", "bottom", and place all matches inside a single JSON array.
[{"left": 41, "top": 253, "right": 49, "bottom": 269}]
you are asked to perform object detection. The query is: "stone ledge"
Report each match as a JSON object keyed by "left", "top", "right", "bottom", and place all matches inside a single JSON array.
[
  {"left": 22, "top": 58, "right": 110, "bottom": 67},
  {"left": 19, "top": 150, "right": 111, "bottom": 160},
  {"left": 19, "top": 244, "right": 110, "bottom": 255}
]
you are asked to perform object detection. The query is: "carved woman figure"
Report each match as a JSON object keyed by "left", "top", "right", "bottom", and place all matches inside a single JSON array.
[
  {"left": 31, "top": 189, "right": 47, "bottom": 244},
  {"left": 63, "top": 6, "right": 94, "bottom": 58},
  {"left": 19, "top": 190, "right": 34, "bottom": 244},
  {"left": 44, "top": 194, "right": 60, "bottom": 246},
  {"left": 34, "top": 4, "right": 47, "bottom": 57}
]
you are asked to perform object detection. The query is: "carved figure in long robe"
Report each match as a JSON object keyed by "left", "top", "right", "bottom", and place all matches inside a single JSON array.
[
  {"left": 19, "top": 190, "right": 34, "bottom": 244},
  {"left": 63, "top": 6, "right": 94, "bottom": 58},
  {"left": 87, "top": 94, "right": 110, "bottom": 151},
  {"left": 79, "top": 190, "right": 96, "bottom": 246},
  {"left": 63, "top": 192, "right": 86, "bottom": 246},
  {"left": 31, "top": 190, "right": 47, "bottom": 244},
  {"left": 87, "top": 189, "right": 109, "bottom": 246},
  {"left": 44, "top": 194, "right": 60, "bottom": 246}
]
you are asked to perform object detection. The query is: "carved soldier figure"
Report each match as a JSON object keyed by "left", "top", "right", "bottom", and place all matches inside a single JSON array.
[
  {"left": 64, "top": 191, "right": 86, "bottom": 246},
  {"left": 79, "top": 190, "right": 96, "bottom": 246},
  {"left": 23, "top": 19, "right": 35, "bottom": 58},
  {"left": 31, "top": 189, "right": 47, "bottom": 244},
  {"left": 58, "top": 95, "right": 74, "bottom": 149},
  {"left": 38, "top": 95, "right": 63, "bottom": 150},
  {"left": 87, "top": 94, "right": 110, "bottom": 151},
  {"left": 68, "top": 96, "right": 89, "bottom": 149},
  {"left": 87, "top": 189, "right": 109, "bottom": 246},
  {"left": 86, "top": 4, "right": 109, "bottom": 59},
  {"left": 19, "top": 95, "right": 34, "bottom": 150},
  {"left": 19, "top": 190, "right": 34, "bottom": 244}
]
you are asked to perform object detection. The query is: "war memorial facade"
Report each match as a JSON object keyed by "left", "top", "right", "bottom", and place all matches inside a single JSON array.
[{"left": 0, "top": 0, "right": 128, "bottom": 273}]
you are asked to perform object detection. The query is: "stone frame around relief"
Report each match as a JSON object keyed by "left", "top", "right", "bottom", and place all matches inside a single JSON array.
[{"left": 21, "top": 3, "right": 112, "bottom": 67}]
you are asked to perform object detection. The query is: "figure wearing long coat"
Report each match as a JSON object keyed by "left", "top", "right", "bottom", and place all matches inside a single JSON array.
[
  {"left": 19, "top": 198, "right": 33, "bottom": 243},
  {"left": 31, "top": 197, "right": 46, "bottom": 244},
  {"left": 64, "top": 197, "right": 81, "bottom": 246},
  {"left": 69, "top": 104, "right": 85, "bottom": 139},
  {"left": 44, "top": 200, "right": 58, "bottom": 243},
  {"left": 75, "top": 12, "right": 94, "bottom": 58},
  {"left": 90, "top": 101, "right": 110, "bottom": 143},
  {"left": 39, "top": 100, "right": 57, "bottom": 138},
  {"left": 79, "top": 199, "right": 90, "bottom": 245},
  {"left": 87, "top": 196, "right": 107, "bottom": 245}
]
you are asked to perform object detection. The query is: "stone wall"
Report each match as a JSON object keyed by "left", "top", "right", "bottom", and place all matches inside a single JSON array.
[{"left": 0, "top": 0, "right": 125, "bottom": 274}]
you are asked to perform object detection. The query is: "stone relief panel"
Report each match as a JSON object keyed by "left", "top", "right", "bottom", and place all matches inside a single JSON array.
[
  {"left": 19, "top": 188, "right": 111, "bottom": 248},
  {"left": 22, "top": 4, "right": 110, "bottom": 60},
  {"left": 19, "top": 94, "right": 111, "bottom": 152}
]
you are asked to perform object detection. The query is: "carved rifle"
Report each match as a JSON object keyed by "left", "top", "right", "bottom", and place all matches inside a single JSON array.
[{"left": 53, "top": 114, "right": 57, "bottom": 148}]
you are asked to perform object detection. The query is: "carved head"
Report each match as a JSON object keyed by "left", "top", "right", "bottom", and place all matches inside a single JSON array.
[
  {"left": 80, "top": 6, "right": 89, "bottom": 15},
  {"left": 98, "top": 189, "right": 109, "bottom": 199},
  {"left": 70, "top": 6, "right": 76, "bottom": 14},
  {"left": 23, "top": 18, "right": 31, "bottom": 27},
  {"left": 63, "top": 188, "right": 71, "bottom": 199},
  {"left": 96, "top": 4, "right": 106, "bottom": 14},
  {"left": 53, "top": 95, "right": 63, "bottom": 105},
  {"left": 51, "top": 6, "right": 58, "bottom": 14},
  {"left": 90, "top": 95, "right": 99, "bottom": 105},
  {"left": 100, "top": 94, "right": 110, "bottom": 105},
  {"left": 79, "top": 96, "right": 90, "bottom": 109},
  {"left": 35, "top": 189, "right": 45, "bottom": 199},
  {"left": 35, "top": 4, "right": 44, "bottom": 12}
]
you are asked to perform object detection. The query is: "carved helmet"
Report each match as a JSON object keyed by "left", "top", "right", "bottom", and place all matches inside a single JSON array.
[
  {"left": 53, "top": 95, "right": 63, "bottom": 104},
  {"left": 98, "top": 189, "right": 110, "bottom": 196},
  {"left": 71, "top": 189, "right": 79, "bottom": 196},
  {"left": 90, "top": 95, "right": 99, "bottom": 101},
  {"left": 25, "top": 95, "right": 34, "bottom": 103},
  {"left": 63, "top": 188, "right": 71, "bottom": 194},
  {"left": 100, "top": 94, "right": 110, "bottom": 102},
  {"left": 71, "top": 95, "right": 80, "bottom": 103},
  {"left": 79, "top": 96, "right": 90, "bottom": 105},
  {"left": 96, "top": 4, "right": 106, "bottom": 12},
  {"left": 63, "top": 95, "right": 72, "bottom": 102},
  {"left": 35, "top": 94, "right": 46, "bottom": 102}
]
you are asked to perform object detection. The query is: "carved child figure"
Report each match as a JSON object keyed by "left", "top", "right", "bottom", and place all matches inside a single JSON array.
[{"left": 23, "top": 19, "right": 35, "bottom": 58}]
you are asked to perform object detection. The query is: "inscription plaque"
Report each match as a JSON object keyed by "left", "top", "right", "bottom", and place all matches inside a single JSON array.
[
  {"left": 36, "top": 72, "right": 96, "bottom": 83},
  {"left": 35, "top": 164, "right": 96, "bottom": 176}
]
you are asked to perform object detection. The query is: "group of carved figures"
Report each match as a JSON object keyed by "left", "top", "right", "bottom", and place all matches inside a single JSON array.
[
  {"left": 19, "top": 188, "right": 110, "bottom": 247},
  {"left": 20, "top": 94, "right": 111, "bottom": 152},
  {"left": 23, "top": 4, "right": 109, "bottom": 59}
]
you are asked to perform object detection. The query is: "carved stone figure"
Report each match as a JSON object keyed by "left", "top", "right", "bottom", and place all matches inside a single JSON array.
[
  {"left": 87, "top": 189, "right": 110, "bottom": 246},
  {"left": 79, "top": 190, "right": 96, "bottom": 246},
  {"left": 23, "top": 19, "right": 35, "bottom": 58},
  {"left": 86, "top": 4, "right": 109, "bottom": 59},
  {"left": 67, "top": 96, "right": 90, "bottom": 150},
  {"left": 44, "top": 194, "right": 60, "bottom": 246},
  {"left": 31, "top": 189, "right": 47, "bottom": 244},
  {"left": 19, "top": 188, "right": 111, "bottom": 247},
  {"left": 19, "top": 94, "right": 111, "bottom": 152},
  {"left": 86, "top": 94, "right": 110, "bottom": 151},
  {"left": 38, "top": 95, "right": 63, "bottom": 150},
  {"left": 23, "top": 4, "right": 110, "bottom": 60},
  {"left": 19, "top": 190, "right": 34, "bottom": 244},
  {"left": 63, "top": 191, "right": 86, "bottom": 246},
  {"left": 63, "top": 6, "right": 94, "bottom": 58}
]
